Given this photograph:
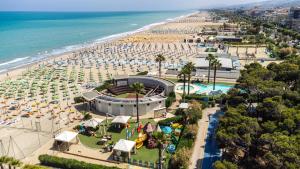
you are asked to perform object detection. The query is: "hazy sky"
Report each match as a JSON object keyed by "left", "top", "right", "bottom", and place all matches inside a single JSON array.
[{"left": 0, "top": 0, "right": 266, "bottom": 11}]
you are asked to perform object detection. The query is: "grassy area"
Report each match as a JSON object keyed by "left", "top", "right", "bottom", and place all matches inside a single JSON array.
[
  {"left": 115, "top": 93, "right": 144, "bottom": 99},
  {"left": 131, "top": 146, "right": 158, "bottom": 162},
  {"left": 165, "top": 78, "right": 179, "bottom": 83},
  {"left": 78, "top": 118, "right": 158, "bottom": 162}
]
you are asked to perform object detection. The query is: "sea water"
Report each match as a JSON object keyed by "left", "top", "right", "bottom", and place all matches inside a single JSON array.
[{"left": 0, "top": 11, "right": 193, "bottom": 72}]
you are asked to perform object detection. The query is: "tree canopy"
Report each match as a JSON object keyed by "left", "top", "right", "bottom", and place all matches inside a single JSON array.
[{"left": 215, "top": 57, "right": 300, "bottom": 169}]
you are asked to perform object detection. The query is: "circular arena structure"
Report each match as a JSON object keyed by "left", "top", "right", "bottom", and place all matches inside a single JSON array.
[{"left": 82, "top": 76, "right": 175, "bottom": 117}]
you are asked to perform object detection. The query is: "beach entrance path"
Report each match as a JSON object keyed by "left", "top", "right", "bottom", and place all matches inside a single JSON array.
[{"left": 189, "top": 106, "right": 219, "bottom": 169}]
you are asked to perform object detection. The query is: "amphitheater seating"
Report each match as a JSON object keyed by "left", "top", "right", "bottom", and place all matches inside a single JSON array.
[{"left": 107, "top": 84, "right": 163, "bottom": 96}]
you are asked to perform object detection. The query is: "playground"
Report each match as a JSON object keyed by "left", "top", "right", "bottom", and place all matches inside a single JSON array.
[{"left": 76, "top": 116, "right": 185, "bottom": 165}]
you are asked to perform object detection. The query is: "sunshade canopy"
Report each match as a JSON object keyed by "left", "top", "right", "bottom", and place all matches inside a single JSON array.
[
  {"left": 55, "top": 131, "right": 78, "bottom": 143},
  {"left": 113, "top": 139, "right": 136, "bottom": 152},
  {"left": 111, "top": 116, "right": 131, "bottom": 124}
]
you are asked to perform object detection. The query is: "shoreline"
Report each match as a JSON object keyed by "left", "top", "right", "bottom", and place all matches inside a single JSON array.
[{"left": 0, "top": 11, "right": 198, "bottom": 78}]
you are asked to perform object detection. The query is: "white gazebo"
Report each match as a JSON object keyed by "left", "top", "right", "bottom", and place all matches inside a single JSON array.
[
  {"left": 111, "top": 116, "right": 131, "bottom": 128},
  {"left": 113, "top": 139, "right": 136, "bottom": 158},
  {"left": 81, "top": 118, "right": 104, "bottom": 128},
  {"left": 54, "top": 131, "right": 79, "bottom": 151},
  {"left": 179, "top": 103, "right": 189, "bottom": 109}
]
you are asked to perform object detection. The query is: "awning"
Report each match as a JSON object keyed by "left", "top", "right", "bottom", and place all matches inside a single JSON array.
[
  {"left": 179, "top": 103, "right": 189, "bottom": 109},
  {"left": 111, "top": 116, "right": 131, "bottom": 124},
  {"left": 81, "top": 118, "right": 104, "bottom": 128},
  {"left": 113, "top": 139, "right": 136, "bottom": 152},
  {"left": 55, "top": 131, "right": 78, "bottom": 143},
  {"left": 82, "top": 90, "right": 100, "bottom": 101}
]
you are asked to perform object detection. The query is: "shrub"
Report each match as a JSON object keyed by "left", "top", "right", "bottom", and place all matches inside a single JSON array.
[
  {"left": 82, "top": 112, "right": 92, "bottom": 120},
  {"left": 158, "top": 116, "right": 183, "bottom": 126},
  {"left": 95, "top": 80, "right": 113, "bottom": 92},
  {"left": 169, "top": 147, "right": 191, "bottom": 169},
  {"left": 213, "top": 160, "right": 238, "bottom": 169},
  {"left": 165, "top": 92, "right": 176, "bottom": 108},
  {"left": 74, "top": 96, "right": 85, "bottom": 103},
  {"left": 182, "top": 124, "right": 198, "bottom": 140},
  {"left": 169, "top": 91, "right": 176, "bottom": 98},
  {"left": 39, "top": 155, "right": 120, "bottom": 169},
  {"left": 23, "top": 164, "right": 49, "bottom": 169},
  {"left": 136, "top": 71, "right": 148, "bottom": 75}
]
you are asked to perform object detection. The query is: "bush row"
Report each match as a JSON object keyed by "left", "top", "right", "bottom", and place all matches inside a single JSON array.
[
  {"left": 165, "top": 92, "right": 176, "bottom": 108},
  {"left": 95, "top": 80, "right": 113, "bottom": 92},
  {"left": 157, "top": 115, "right": 183, "bottom": 126},
  {"left": 39, "top": 154, "right": 120, "bottom": 169}
]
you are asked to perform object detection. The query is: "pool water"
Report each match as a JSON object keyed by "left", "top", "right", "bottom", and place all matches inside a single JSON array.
[
  {"left": 195, "top": 83, "right": 233, "bottom": 94},
  {"left": 176, "top": 85, "right": 194, "bottom": 91}
]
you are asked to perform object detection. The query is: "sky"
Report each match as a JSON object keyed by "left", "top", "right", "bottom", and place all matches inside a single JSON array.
[{"left": 0, "top": 0, "right": 266, "bottom": 11}]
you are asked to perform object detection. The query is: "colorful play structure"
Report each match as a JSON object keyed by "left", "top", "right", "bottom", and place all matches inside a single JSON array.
[
  {"left": 125, "top": 122, "right": 184, "bottom": 153},
  {"left": 135, "top": 132, "right": 148, "bottom": 149}
]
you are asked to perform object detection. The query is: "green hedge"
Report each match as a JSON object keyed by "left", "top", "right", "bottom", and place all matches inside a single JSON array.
[
  {"left": 23, "top": 164, "right": 49, "bottom": 169},
  {"left": 158, "top": 116, "right": 183, "bottom": 126},
  {"left": 165, "top": 92, "right": 176, "bottom": 108},
  {"left": 39, "top": 155, "right": 120, "bottom": 169},
  {"left": 136, "top": 71, "right": 148, "bottom": 75},
  {"left": 74, "top": 96, "right": 85, "bottom": 103},
  {"left": 95, "top": 80, "right": 113, "bottom": 92},
  {"left": 185, "top": 94, "right": 210, "bottom": 101}
]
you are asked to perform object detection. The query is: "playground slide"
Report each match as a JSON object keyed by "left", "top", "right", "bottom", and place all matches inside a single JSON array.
[{"left": 135, "top": 133, "right": 147, "bottom": 149}]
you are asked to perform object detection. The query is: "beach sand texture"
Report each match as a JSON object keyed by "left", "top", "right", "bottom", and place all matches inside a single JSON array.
[{"left": 0, "top": 11, "right": 271, "bottom": 165}]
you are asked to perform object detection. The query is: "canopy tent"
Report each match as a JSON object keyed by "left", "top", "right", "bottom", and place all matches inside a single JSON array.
[
  {"left": 179, "top": 103, "right": 189, "bottom": 109},
  {"left": 81, "top": 118, "right": 104, "bottom": 128},
  {"left": 82, "top": 90, "right": 100, "bottom": 102},
  {"left": 55, "top": 131, "right": 78, "bottom": 143},
  {"left": 156, "top": 125, "right": 162, "bottom": 132},
  {"left": 143, "top": 122, "right": 155, "bottom": 133},
  {"left": 113, "top": 139, "right": 136, "bottom": 158},
  {"left": 111, "top": 116, "right": 131, "bottom": 124}
]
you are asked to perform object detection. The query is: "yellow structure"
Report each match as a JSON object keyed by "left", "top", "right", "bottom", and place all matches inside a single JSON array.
[
  {"left": 171, "top": 123, "right": 183, "bottom": 129},
  {"left": 135, "top": 132, "right": 147, "bottom": 149}
]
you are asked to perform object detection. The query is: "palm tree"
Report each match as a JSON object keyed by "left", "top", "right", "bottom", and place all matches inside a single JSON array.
[
  {"left": 130, "top": 82, "right": 144, "bottom": 124},
  {"left": 155, "top": 54, "right": 166, "bottom": 78},
  {"left": 4, "top": 157, "right": 14, "bottom": 169},
  {"left": 153, "top": 132, "right": 167, "bottom": 169},
  {"left": 0, "top": 156, "right": 9, "bottom": 169},
  {"left": 9, "top": 159, "right": 21, "bottom": 169},
  {"left": 205, "top": 54, "right": 216, "bottom": 83},
  {"left": 178, "top": 66, "right": 189, "bottom": 101},
  {"left": 212, "top": 59, "right": 222, "bottom": 90},
  {"left": 183, "top": 62, "right": 195, "bottom": 95}
]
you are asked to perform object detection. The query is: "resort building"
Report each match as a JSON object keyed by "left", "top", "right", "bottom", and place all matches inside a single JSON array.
[
  {"left": 193, "top": 54, "right": 240, "bottom": 80},
  {"left": 83, "top": 76, "right": 175, "bottom": 117},
  {"left": 215, "top": 36, "right": 242, "bottom": 43}
]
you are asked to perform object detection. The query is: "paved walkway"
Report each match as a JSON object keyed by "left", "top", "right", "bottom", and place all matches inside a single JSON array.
[{"left": 189, "top": 106, "right": 219, "bottom": 169}]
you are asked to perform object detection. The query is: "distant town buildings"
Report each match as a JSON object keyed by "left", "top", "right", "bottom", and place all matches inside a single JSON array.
[{"left": 288, "top": 7, "right": 300, "bottom": 32}]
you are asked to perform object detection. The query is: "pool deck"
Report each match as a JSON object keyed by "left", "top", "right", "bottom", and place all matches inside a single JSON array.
[{"left": 189, "top": 106, "right": 220, "bottom": 169}]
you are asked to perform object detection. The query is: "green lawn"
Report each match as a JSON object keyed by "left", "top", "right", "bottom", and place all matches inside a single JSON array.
[
  {"left": 78, "top": 118, "right": 159, "bottom": 162},
  {"left": 115, "top": 93, "right": 144, "bottom": 98}
]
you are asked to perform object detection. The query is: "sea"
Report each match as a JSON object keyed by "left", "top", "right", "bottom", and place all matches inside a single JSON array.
[{"left": 0, "top": 11, "right": 194, "bottom": 73}]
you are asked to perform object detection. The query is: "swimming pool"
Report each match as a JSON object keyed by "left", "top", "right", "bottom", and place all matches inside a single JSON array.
[
  {"left": 176, "top": 85, "right": 195, "bottom": 91},
  {"left": 175, "top": 83, "right": 233, "bottom": 95},
  {"left": 194, "top": 83, "right": 233, "bottom": 94}
]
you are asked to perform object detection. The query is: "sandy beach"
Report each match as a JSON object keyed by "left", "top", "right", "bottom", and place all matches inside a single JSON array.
[{"left": 0, "top": 11, "right": 272, "bottom": 165}]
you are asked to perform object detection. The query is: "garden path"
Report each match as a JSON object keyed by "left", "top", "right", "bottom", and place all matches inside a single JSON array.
[{"left": 188, "top": 106, "right": 219, "bottom": 169}]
